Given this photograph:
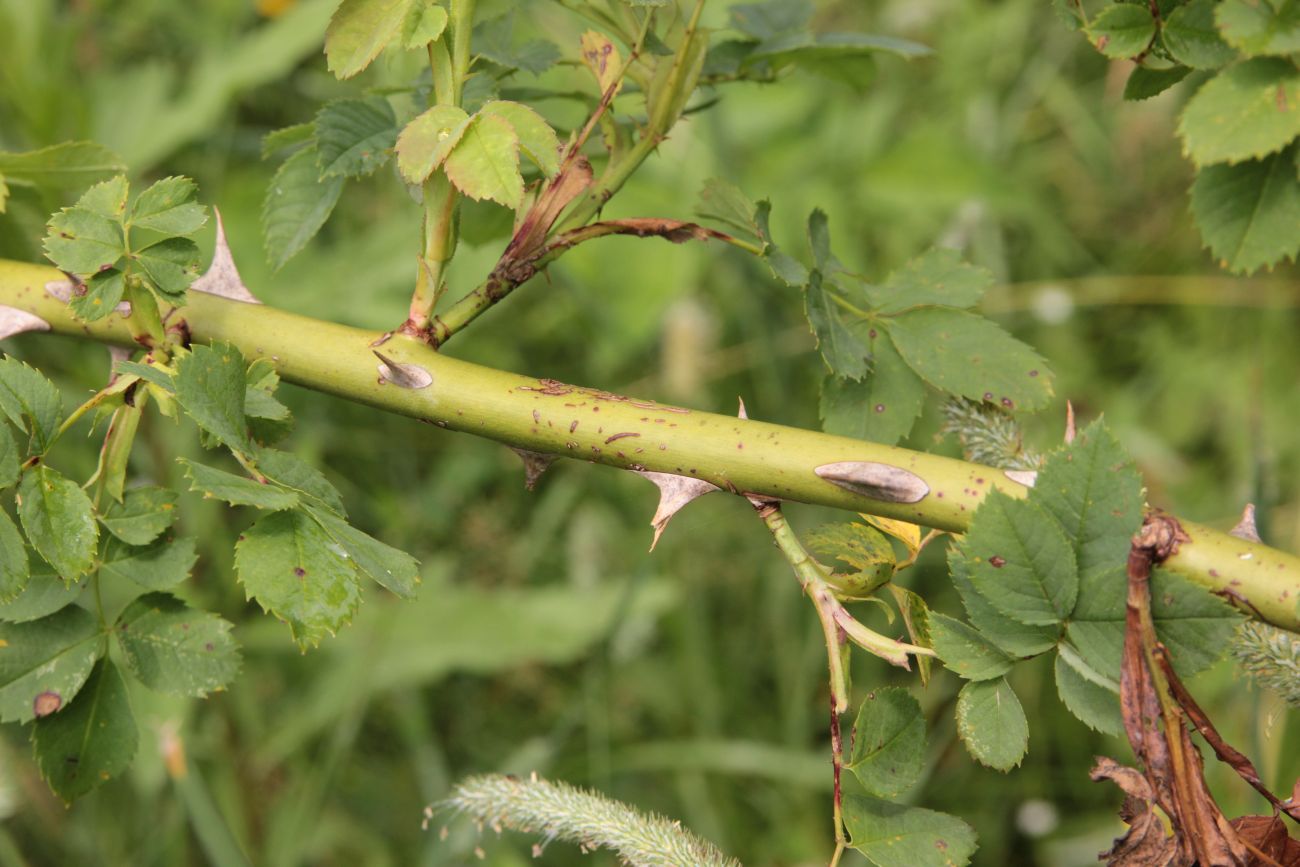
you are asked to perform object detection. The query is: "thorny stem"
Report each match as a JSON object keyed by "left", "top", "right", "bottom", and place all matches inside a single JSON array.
[
  {"left": 557, "top": 0, "right": 706, "bottom": 233},
  {"left": 3, "top": 258, "right": 1300, "bottom": 632},
  {"left": 428, "top": 11, "right": 660, "bottom": 345}
]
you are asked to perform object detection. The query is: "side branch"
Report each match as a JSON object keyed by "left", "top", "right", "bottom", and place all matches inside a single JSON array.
[{"left": 2, "top": 259, "right": 1298, "bottom": 631}]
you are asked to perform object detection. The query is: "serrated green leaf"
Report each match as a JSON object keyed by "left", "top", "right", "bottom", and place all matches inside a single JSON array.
[
  {"left": 695, "top": 178, "right": 760, "bottom": 240},
  {"left": 730, "top": 0, "right": 813, "bottom": 41},
  {"left": 174, "top": 343, "right": 250, "bottom": 453},
  {"left": 325, "top": 0, "right": 415, "bottom": 79},
  {"left": 930, "top": 613, "right": 1015, "bottom": 681},
  {"left": 1125, "top": 65, "right": 1192, "bottom": 101},
  {"left": 0, "top": 559, "right": 84, "bottom": 624},
  {"left": 1068, "top": 567, "right": 1243, "bottom": 682},
  {"left": 890, "top": 584, "right": 933, "bottom": 684},
  {"left": 77, "top": 175, "right": 131, "bottom": 220},
  {"left": 1216, "top": 0, "right": 1300, "bottom": 56},
  {"left": 18, "top": 466, "right": 97, "bottom": 581},
  {"left": 32, "top": 659, "right": 135, "bottom": 803},
  {"left": 955, "top": 678, "right": 1028, "bottom": 771},
  {"left": 819, "top": 331, "right": 926, "bottom": 446},
  {"left": 1087, "top": 3, "right": 1156, "bottom": 57},
  {"left": 0, "top": 142, "right": 125, "bottom": 190},
  {"left": 805, "top": 521, "right": 894, "bottom": 597},
  {"left": 963, "top": 490, "right": 1078, "bottom": 626},
  {"left": 885, "top": 307, "right": 1053, "bottom": 411},
  {"left": 395, "top": 105, "right": 472, "bottom": 184},
  {"left": 129, "top": 176, "right": 207, "bottom": 235},
  {"left": 316, "top": 96, "right": 398, "bottom": 179},
  {"left": 473, "top": 11, "right": 560, "bottom": 75},
  {"left": 99, "top": 486, "right": 178, "bottom": 546},
  {"left": 478, "top": 100, "right": 561, "bottom": 176},
  {"left": 1191, "top": 143, "right": 1300, "bottom": 273},
  {"left": 0, "top": 425, "right": 19, "bottom": 490},
  {"left": 43, "top": 207, "right": 124, "bottom": 275},
  {"left": 133, "top": 237, "right": 202, "bottom": 299},
  {"left": 1054, "top": 645, "right": 1123, "bottom": 736},
  {"left": 1033, "top": 420, "right": 1143, "bottom": 587},
  {"left": 235, "top": 509, "right": 362, "bottom": 647},
  {"left": 178, "top": 459, "right": 299, "bottom": 510},
  {"left": 68, "top": 268, "right": 126, "bottom": 322},
  {"left": 256, "top": 449, "right": 345, "bottom": 515},
  {"left": 1179, "top": 58, "right": 1300, "bottom": 167},
  {"left": 0, "top": 605, "right": 100, "bottom": 724},
  {"left": 401, "top": 1, "right": 448, "bottom": 48},
  {"left": 755, "top": 200, "right": 809, "bottom": 286},
  {"left": 843, "top": 795, "right": 977, "bottom": 867},
  {"left": 115, "top": 593, "right": 239, "bottom": 697},
  {"left": 1163, "top": 0, "right": 1237, "bottom": 68},
  {"left": 0, "top": 358, "right": 63, "bottom": 453},
  {"left": 948, "top": 542, "right": 1060, "bottom": 656},
  {"left": 844, "top": 687, "right": 925, "bottom": 798},
  {"left": 305, "top": 505, "right": 420, "bottom": 598},
  {"left": 99, "top": 536, "right": 197, "bottom": 591},
  {"left": 261, "top": 122, "right": 316, "bottom": 160},
  {"left": 262, "top": 145, "right": 345, "bottom": 270},
  {"left": 443, "top": 114, "right": 523, "bottom": 208},
  {"left": 113, "top": 360, "right": 174, "bottom": 392},
  {"left": 863, "top": 248, "right": 992, "bottom": 314},
  {"left": 0, "top": 510, "right": 29, "bottom": 604},
  {"left": 804, "top": 272, "right": 869, "bottom": 379},
  {"left": 245, "top": 386, "right": 290, "bottom": 422}
]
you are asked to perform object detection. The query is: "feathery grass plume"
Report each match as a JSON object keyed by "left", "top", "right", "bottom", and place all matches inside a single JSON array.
[
  {"left": 940, "top": 397, "right": 1041, "bottom": 471},
  {"left": 1231, "top": 621, "right": 1300, "bottom": 708},
  {"left": 438, "top": 773, "right": 743, "bottom": 867}
]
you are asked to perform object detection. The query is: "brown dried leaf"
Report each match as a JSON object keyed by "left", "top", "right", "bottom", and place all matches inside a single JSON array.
[
  {"left": 496, "top": 156, "right": 594, "bottom": 272},
  {"left": 1231, "top": 815, "right": 1300, "bottom": 867},
  {"left": 577, "top": 219, "right": 733, "bottom": 245},
  {"left": 1157, "top": 651, "right": 1300, "bottom": 823},
  {"left": 1091, "top": 757, "right": 1183, "bottom": 866},
  {"left": 1120, "top": 515, "right": 1249, "bottom": 866}
]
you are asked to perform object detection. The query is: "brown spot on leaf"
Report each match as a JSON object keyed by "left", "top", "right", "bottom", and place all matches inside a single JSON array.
[
  {"left": 989, "top": 555, "right": 1006, "bottom": 568},
  {"left": 294, "top": 567, "right": 306, "bottom": 578}
]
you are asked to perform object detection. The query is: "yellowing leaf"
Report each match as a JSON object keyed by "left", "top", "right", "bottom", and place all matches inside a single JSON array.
[
  {"left": 478, "top": 100, "right": 562, "bottom": 177},
  {"left": 861, "top": 514, "right": 922, "bottom": 556},
  {"left": 395, "top": 105, "right": 471, "bottom": 184},
  {"left": 443, "top": 113, "right": 524, "bottom": 208},
  {"left": 325, "top": 0, "right": 415, "bottom": 80},
  {"left": 580, "top": 30, "right": 623, "bottom": 95}
]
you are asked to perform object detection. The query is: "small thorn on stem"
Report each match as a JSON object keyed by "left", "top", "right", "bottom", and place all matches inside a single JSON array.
[
  {"left": 1064, "top": 400, "right": 1077, "bottom": 444},
  {"left": 633, "top": 470, "right": 720, "bottom": 550},
  {"left": 510, "top": 448, "right": 559, "bottom": 490},
  {"left": 0, "top": 305, "right": 50, "bottom": 340},
  {"left": 1230, "top": 503, "right": 1261, "bottom": 543},
  {"left": 374, "top": 350, "right": 433, "bottom": 389},
  {"left": 192, "top": 208, "right": 261, "bottom": 304}
]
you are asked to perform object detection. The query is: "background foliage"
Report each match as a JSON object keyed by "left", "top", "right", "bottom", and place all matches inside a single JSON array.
[{"left": 1, "top": 0, "right": 1298, "bottom": 864}]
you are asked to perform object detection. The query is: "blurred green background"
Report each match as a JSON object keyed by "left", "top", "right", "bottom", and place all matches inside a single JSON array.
[{"left": 1, "top": 0, "right": 1298, "bottom": 865}]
